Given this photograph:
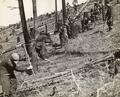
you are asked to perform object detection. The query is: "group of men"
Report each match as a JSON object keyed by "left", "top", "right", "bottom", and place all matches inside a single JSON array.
[
  {"left": 0, "top": 1, "right": 115, "bottom": 97},
  {"left": 56, "top": 0, "right": 114, "bottom": 49},
  {"left": 57, "top": 1, "right": 113, "bottom": 48},
  {"left": 80, "top": 1, "right": 113, "bottom": 32},
  {"left": 57, "top": 17, "right": 81, "bottom": 48}
]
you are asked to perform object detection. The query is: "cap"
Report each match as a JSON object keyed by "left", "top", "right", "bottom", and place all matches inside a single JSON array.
[{"left": 11, "top": 53, "right": 20, "bottom": 61}]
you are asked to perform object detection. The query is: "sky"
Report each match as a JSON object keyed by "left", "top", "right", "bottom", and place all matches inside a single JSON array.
[{"left": 0, "top": 0, "right": 87, "bottom": 26}]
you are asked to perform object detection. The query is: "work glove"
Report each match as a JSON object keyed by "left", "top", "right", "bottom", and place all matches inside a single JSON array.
[
  {"left": 26, "top": 65, "right": 33, "bottom": 75},
  {"left": 27, "top": 65, "right": 33, "bottom": 70}
]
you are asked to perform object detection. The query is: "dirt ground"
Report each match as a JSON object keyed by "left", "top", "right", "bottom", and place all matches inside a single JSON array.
[{"left": 1, "top": 1, "right": 120, "bottom": 97}]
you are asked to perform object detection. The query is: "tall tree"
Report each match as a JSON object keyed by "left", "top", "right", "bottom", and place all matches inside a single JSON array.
[
  {"left": 32, "top": 0, "right": 37, "bottom": 39},
  {"left": 55, "top": 0, "right": 58, "bottom": 31},
  {"left": 18, "top": 0, "right": 32, "bottom": 57},
  {"left": 62, "top": 0, "right": 67, "bottom": 25}
]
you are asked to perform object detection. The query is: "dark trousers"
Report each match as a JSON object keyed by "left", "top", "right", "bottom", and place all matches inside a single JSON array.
[
  {"left": 107, "top": 19, "right": 112, "bottom": 28},
  {"left": 0, "top": 76, "right": 17, "bottom": 97}
]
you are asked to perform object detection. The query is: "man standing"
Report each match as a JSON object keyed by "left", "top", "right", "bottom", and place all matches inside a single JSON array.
[
  {"left": 113, "top": 50, "right": 120, "bottom": 76},
  {"left": 72, "top": 0, "right": 78, "bottom": 13},
  {"left": 81, "top": 13, "right": 89, "bottom": 32},
  {"left": 0, "top": 53, "right": 32, "bottom": 97},
  {"left": 30, "top": 27, "right": 35, "bottom": 39},
  {"left": 105, "top": 3, "right": 113, "bottom": 31},
  {"left": 66, "top": 2, "right": 71, "bottom": 17},
  {"left": 59, "top": 25, "right": 68, "bottom": 48},
  {"left": 90, "top": 9, "right": 95, "bottom": 23}
]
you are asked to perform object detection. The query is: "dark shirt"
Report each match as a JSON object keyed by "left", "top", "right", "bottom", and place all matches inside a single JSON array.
[
  {"left": 105, "top": 6, "right": 112, "bottom": 20},
  {"left": 36, "top": 35, "right": 48, "bottom": 43},
  {"left": 0, "top": 58, "right": 27, "bottom": 79}
]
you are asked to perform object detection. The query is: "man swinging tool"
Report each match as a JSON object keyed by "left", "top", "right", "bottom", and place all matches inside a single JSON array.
[{"left": 0, "top": 53, "right": 33, "bottom": 97}]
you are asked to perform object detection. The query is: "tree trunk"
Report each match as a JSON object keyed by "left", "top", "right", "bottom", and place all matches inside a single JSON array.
[
  {"left": 18, "top": 0, "right": 32, "bottom": 57},
  {"left": 18, "top": 0, "right": 39, "bottom": 73},
  {"left": 55, "top": 0, "right": 58, "bottom": 31},
  {"left": 32, "top": 0, "right": 37, "bottom": 39},
  {"left": 62, "top": 0, "right": 66, "bottom": 25}
]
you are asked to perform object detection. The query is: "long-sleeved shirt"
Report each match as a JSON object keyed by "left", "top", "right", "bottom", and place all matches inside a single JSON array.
[{"left": 0, "top": 58, "right": 27, "bottom": 79}]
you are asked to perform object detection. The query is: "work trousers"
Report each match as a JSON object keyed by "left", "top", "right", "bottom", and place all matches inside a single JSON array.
[{"left": 0, "top": 76, "right": 17, "bottom": 97}]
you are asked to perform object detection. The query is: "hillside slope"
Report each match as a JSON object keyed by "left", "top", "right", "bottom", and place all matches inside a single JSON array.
[{"left": 0, "top": 1, "right": 120, "bottom": 97}]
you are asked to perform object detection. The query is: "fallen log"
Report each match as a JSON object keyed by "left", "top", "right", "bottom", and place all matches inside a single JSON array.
[
  {"left": 17, "top": 54, "right": 114, "bottom": 91},
  {"left": 92, "top": 55, "right": 113, "bottom": 65},
  {"left": 21, "top": 70, "right": 71, "bottom": 84},
  {"left": 16, "top": 52, "right": 116, "bottom": 95},
  {"left": 17, "top": 70, "right": 72, "bottom": 93}
]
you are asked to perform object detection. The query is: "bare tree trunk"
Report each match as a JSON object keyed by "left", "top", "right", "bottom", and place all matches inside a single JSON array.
[
  {"left": 32, "top": 0, "right": 37, "bottom": 39},
  {"left": 55, "top": 0, "right": 58, "bottom": 31},
  {"left": 62, "top": 0, "right": 66, "bottom": 25},
  {"left": 18, "top": 0, "right": 32, "bottom": 57}
]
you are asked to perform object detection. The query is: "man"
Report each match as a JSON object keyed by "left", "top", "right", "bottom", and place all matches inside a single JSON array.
[
  {"left": 66, "top": 2, "right": 71, "bottom": 17},
  {"left": 35, "top": 33, "right": 49, "bottom": 60},
  {"left": 108, "top": 50, "right": 120, "bottom": 78},
  {"left": 105, "top": 3, "right": 113, "bottom": 31},
  {"left": 93, "top": 3, "right": 99, "bottom": 21},
  {"left": 81, "top": 13, "right": 89, "bottom": 32},
  {"left": 72, "top": 0, "right": 78, "bottom": 13},
  {"left": 113, "top": 50, "right": 120, "bottom": 75},
  {"left": 59, "top": 25, "right": 68, "bottom": 48},
  {"left": 30, "top": 27, "right": 35, "bottom": 39},
  {"left": 0, "top": 53, "right": 33, "bottom": 97},
  {"left": 90, "top": 9, "right": 95, "bottom": 23},
  {"left": 65, "top": 19, "right": 72, "bottom": 39}
]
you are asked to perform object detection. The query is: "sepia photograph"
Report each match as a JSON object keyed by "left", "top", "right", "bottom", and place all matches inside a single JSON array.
[{"left": 0, "top": 0, "right": 120, "bottom": 97}]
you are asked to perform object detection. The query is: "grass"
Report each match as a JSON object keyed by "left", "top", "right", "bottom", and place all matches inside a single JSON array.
[{"left": 65, "top": 36, "right": 83, "bottom": 54}]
